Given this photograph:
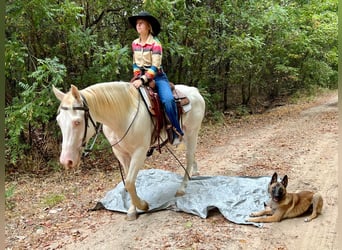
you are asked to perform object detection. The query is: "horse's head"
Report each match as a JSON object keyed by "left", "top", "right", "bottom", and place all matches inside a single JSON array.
[{"left": 53, "top": 85, "right": 97, "bottom": 169}]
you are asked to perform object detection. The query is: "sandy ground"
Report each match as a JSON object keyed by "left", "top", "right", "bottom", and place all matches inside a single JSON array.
[
  {"left": 5, "top": 91, "right": 338, "bottom": 250},
  {"left": 65, "top": 92, "right": 338, "bottom": 250}
]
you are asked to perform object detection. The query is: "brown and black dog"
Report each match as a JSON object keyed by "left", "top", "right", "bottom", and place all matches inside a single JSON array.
[{"left": 246, "top": 172, "right": 323, "bottom": 223}]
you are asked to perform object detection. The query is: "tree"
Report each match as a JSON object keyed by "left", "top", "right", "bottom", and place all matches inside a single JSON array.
[{"left": 5, "top": 0, "right": 337, "bottom": 169}]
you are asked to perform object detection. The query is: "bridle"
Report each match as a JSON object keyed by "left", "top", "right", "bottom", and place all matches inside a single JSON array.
[
  {"left": 59, "top": 94, "right": 100, "bottom": 151},
  {"left": 58, "top": 90, "right": 190, "bottom": 182},
  {"left": 59, "top": 93, "right": 141, "bottom": 156}
]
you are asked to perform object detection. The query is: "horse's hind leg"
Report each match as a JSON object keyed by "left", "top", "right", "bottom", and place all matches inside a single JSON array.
[
  {"left": 192, "top": 160, "right": 199, "bottom": 176},
  {"left": 176, "top": 130, "right": 199, "bottom": 196},
  {"left": 176, "top": 173, "right": 189, "bottom": 196}
]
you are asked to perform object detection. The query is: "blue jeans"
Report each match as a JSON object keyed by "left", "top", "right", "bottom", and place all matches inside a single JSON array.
[{"left": 154, "top": 73, "right": 184, "bottom": 136}]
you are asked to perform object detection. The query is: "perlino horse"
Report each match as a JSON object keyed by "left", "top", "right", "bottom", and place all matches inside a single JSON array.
[{"left": 53, "top": 81, "right": 205, "bottom": 220}]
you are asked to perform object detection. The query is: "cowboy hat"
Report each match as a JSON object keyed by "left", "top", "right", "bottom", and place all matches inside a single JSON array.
[{"left": 128, "top": 11, "right": 161, "bottom": 36}]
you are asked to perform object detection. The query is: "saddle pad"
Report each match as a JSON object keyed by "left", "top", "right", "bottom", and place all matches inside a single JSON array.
[{"left": 97, "top": 169, "right": 270, "bottom": 227}]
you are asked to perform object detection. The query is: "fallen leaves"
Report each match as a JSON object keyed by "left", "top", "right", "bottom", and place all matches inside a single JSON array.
[{"left": 4, "top": 91, "right": 338, "bottom": 249}]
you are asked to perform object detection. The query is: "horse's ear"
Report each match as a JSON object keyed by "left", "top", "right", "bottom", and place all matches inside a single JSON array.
[
  {"left": 70, "top": 85, "right": 81, "bottom": 102},
  {"left": 52, "top": 85, "right": 65, "bottom": 101}
]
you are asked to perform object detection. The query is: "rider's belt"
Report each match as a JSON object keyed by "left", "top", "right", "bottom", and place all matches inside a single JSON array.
[{"left": 140, "top": 66, "right": 164, "bottom": 75}]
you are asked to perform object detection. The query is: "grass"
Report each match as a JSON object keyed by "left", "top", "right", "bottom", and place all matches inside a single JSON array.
[
  {"left": 289, "top": 86, "right": 332, "bottom": 104},
  {"left": 5, "top": 184, "right": 16, "bottom": 210},
  {"left": 43, "top": 193, "right": 65, "bottom": 207}
]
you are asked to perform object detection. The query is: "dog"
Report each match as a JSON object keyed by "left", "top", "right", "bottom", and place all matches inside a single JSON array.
[{"left": 246, "top": 172, "right": 323, "bottom": 223}]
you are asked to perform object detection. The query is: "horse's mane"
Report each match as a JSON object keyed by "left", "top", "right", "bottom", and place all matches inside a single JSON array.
[{"left": 81, "top": 81, "right": 139, "bottom": 119}]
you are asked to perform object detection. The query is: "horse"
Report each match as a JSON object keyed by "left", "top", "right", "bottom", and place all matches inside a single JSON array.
[{"left": 53, "top": 81, "right": 205, "bottom": 220}]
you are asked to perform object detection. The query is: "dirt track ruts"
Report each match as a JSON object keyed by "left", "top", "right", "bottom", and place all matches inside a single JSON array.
[{"left": 64, "top": 91, "right": 338, "bottom": 250}]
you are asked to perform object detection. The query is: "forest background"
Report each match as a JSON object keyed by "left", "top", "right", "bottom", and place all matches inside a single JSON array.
[{"left": 5, "top": 0, "right": 337, "bottom": 172}]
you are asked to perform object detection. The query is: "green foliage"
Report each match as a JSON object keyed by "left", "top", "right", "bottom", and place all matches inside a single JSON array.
[
  {"left": 5, "top": 57, "right": 66, "bottom": 164},
  {"left": 43, "top": 193, "right": 65, "bottom": 207},
  {"left": 5, "top": 184, "right": 16, "bottom": 210},
  {"left": 30, "top": 57, "right": 66, "bottom": 87},
  {"left": 184, "top": 220, "right": 193, "bottom": 229},
  {"left": 5, "top": 40, "right": 28, "bottom": 82},
  {"left": 5, "top": 0, "right": 338, "bottom": 171},
  {"left": 90, "top": 42, "right": 131, "bottom": 81},
  {"left": 47, "top": 160, "right": 63, "bottom": 172}
]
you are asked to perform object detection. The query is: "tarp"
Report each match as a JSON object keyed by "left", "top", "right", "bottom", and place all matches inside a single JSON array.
[{"left": 96, "top": 169, "right": 270, "bottom": 227}]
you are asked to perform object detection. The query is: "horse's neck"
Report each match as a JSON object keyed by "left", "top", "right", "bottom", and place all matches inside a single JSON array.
[{"left": 82, "top": 83, "right": 138, "bottom": 129}]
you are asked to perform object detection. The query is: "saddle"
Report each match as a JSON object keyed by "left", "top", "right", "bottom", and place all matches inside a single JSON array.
[{"left": 130, "top": 77, "right": 191, "bottom": 149}]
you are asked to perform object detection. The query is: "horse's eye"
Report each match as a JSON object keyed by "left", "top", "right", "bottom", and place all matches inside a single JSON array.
[{"left": 73, "top": 120, "right": 81, "bottom": 127}]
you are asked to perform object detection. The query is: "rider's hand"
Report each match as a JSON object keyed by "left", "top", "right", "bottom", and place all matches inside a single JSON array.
[{"left": 132, "top": 79, "right": 143, "bottom": 88}]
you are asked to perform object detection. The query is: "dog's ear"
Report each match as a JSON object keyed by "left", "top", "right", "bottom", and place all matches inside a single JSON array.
[
  {"left": 281, "top": 175, "right": 288, "bottom": 187},
  {"left": 270, "top": 172, "right": 278, "bottom": 184}
]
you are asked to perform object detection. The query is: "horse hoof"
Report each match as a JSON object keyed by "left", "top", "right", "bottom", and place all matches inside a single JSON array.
[
  {"left": 175, "top": 190, "right": 185, "bottom": 197},
  {"left": 126, "top": 212, "right": 138, "bottom": 221},
  {"left": 138, "top": 200, "right": 149, "bottom": 211},
  {"left": 192, "top": 171, "right": 200, "bottom": 176}
]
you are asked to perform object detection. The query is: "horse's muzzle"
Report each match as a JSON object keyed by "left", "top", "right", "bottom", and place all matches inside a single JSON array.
[{"left": 60, "top": 151, "right": 81, "bottom": 169}]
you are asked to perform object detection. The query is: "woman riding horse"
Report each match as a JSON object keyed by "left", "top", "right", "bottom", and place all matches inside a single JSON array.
[
  {"left": 128, "top": 11, "right": 184, "bottom": 145},
  {"left": 53, "top": 12, "right": 205, "bottom": 222}
]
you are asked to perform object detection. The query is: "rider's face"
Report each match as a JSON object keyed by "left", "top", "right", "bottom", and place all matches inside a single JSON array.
[{"left": 136, "top": 19, "right": 150, "bottom": 36}]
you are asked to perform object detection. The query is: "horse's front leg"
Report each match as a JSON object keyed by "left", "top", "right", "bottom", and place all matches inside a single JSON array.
[
  {"left": 125, "top": 150, "right": 149, "bottom": 220},
  {"left": 127, "top": 204, "right": 137, "bottom": 221}
]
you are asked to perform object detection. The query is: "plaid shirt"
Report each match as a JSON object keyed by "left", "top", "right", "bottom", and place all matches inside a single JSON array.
[{"left": 132, "top": 34, "right": 163, "bottom": 83}]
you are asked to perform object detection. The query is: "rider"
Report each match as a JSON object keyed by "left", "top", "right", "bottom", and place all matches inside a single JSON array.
[{"left": 128, "top": 11, "right": 184, "bottom": 145}]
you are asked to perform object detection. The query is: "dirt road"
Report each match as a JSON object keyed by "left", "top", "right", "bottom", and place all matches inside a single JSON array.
[
  {"left": 5, "top": 91, "right": 338, "bottom": 250},
  {"left": 63, "top": 91, "right": 338, "bottom": 250}
]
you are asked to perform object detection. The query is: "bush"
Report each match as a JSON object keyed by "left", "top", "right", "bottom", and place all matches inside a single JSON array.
[{"left": 5, "top": 57, "right": 66, "bottom": 165}]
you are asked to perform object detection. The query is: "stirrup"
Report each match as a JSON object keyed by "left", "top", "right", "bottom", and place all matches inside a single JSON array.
[
  {"left": 172, "top": 136, "right": 182, "bottom": 146},
  {"left": 172, "top": 129, "right": 183, "bottom": 146}
]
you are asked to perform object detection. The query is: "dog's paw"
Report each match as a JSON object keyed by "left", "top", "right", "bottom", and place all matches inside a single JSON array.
[
  {"left": 304, "top": 217, "right": 311, "bottom": 222},
  {"left": 249, "top": 212, "right": 258, "bottom": 217}
]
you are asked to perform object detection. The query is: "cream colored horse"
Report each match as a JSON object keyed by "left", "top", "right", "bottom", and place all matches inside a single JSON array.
[{"left": 53, "top": 81, "right": 205, "bottom": 220}]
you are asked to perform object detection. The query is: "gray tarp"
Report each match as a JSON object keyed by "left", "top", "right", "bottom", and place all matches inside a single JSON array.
[{"left": 97, "top": 169, "right": 270, "bottom": 227}]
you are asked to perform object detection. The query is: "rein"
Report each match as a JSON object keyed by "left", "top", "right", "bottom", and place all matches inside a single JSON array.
[
  {"left": 60, "top": 92, "right": 142, "bottom": 157},
  {"left": 93, "top": 92, "right": 142, "bottom": 152},
  {"left": 59, "top": 90, "right": 190, "bottom": 183},
  {"left": 60, "top": 92, "right": 142, "bottom": 186},
  {"left": 60, "top": 94, "right": 100, "bottom": 150}
]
